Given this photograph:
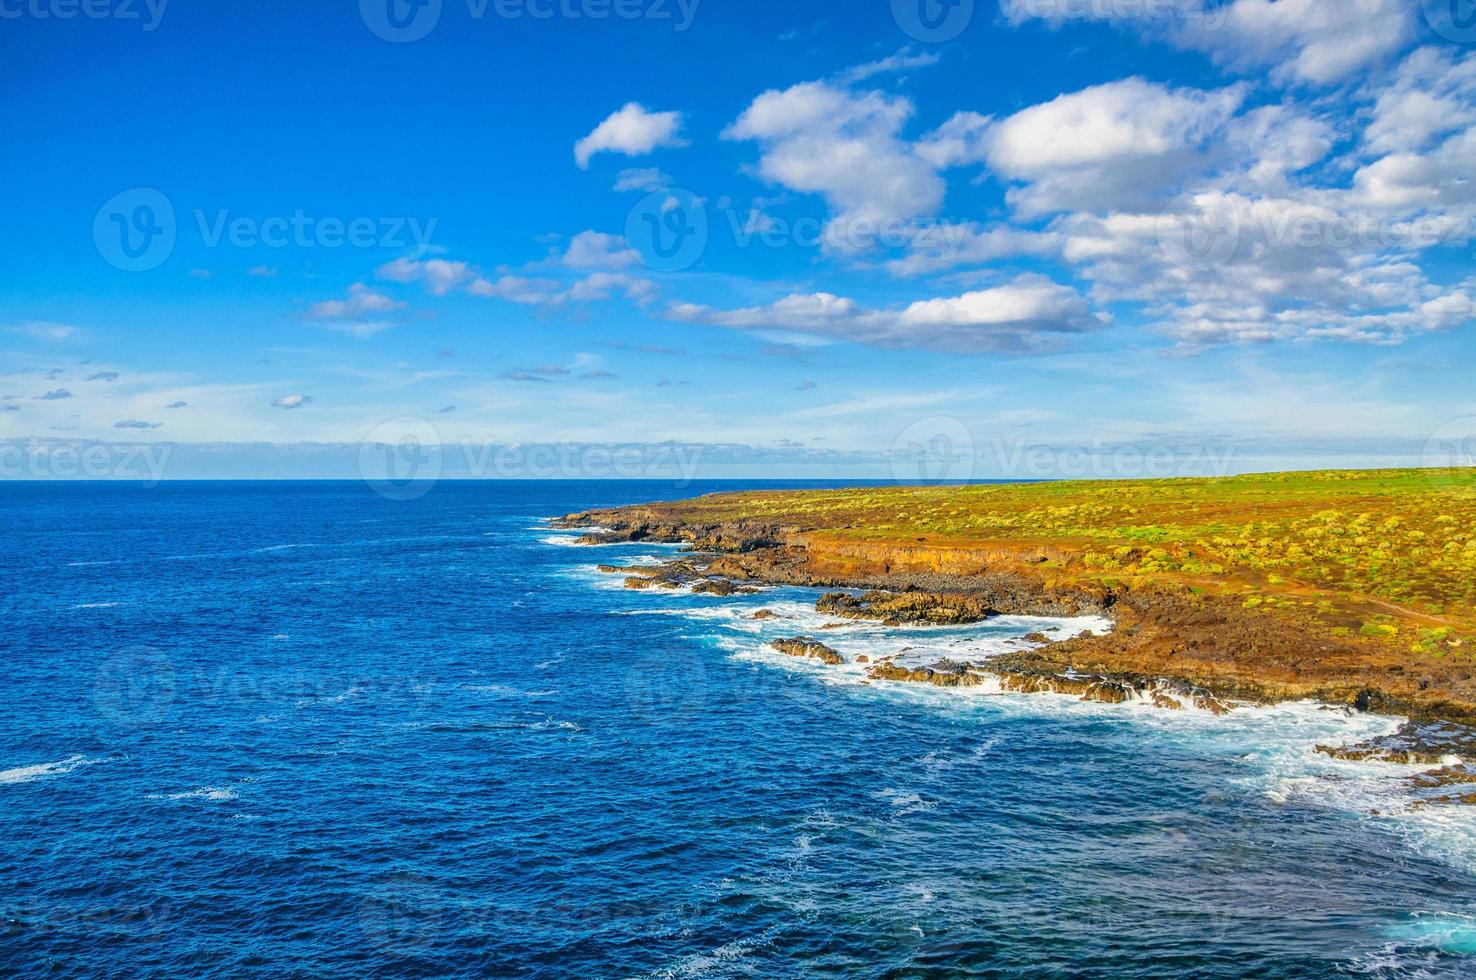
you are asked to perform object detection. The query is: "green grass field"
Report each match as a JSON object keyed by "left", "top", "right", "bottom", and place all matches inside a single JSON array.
[{"left": 639, "top": 469, "right": 1476, "bottom": 658}]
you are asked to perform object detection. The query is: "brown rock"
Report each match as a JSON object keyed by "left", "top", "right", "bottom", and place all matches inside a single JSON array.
[{"left": 772, "top": 637, "right": 845, "bottom": 666}]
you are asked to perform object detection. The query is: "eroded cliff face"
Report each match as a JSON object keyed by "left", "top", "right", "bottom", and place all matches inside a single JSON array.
[{"left": 556, "top": 508, "right": 1476, "bottom": 724}]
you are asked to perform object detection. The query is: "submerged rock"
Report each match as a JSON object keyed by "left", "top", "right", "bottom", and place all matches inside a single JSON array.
[{"left": 752, "top": 609, "right": 779, "bottom": 620}]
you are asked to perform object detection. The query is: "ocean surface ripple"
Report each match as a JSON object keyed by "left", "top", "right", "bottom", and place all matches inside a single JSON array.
[{"left": 3, "top": 480, "right": 1475, "bottom": 978}]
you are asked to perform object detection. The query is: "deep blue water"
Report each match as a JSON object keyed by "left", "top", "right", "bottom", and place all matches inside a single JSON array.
[{"left": 3, "top": 480, "right": 1476, "bottom": 978}]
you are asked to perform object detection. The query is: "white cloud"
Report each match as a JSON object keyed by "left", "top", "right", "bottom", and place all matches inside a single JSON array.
[
  {"left": 887, "top": 223, "right": 1061, "bottom": 276},
  {"left": 613, "top": 167, "right": 672, "bottom": 193},
  {"left": 1221, "top": 104, "right": 1335, "bottom": 189},
  {"left": 365, "top": 245, "right": 655, "bottom": 309},
  {"left": 979, "top": 78, "right": 1246, "bottom": 216},
  {"left": 377, "top": 257, "right": 474, "bottom": 295},
  {"left": 667, "top": 275, "right": 1103, "bottom": 352},
  {"left": 574, "top": 103, "right": 687, "bottom": 169},
  {"left": 990, "top": 79, "right": 1243, "bottom": 174},
  {"left": 1363, "top": 47, "right": 1476, "bottom": 155},
  {"left": 565, "top": 272, "right": 657, "bottom": 304},
  {"left": 1183, "top": 0, "right": 1413, "bottom": 86},
  {"left": 837, "top": 48, "right": 940, "bottom": 84},
  {"left": 562, "top": 230, "right": 640, "bottom": 269},
  {"left": 272, "top": 394, "right": 311, "bottom": 410},
  {"left": 467, "top": 275, "right": 563, "bottom": 305},
  {"left": 724, "top": 81, "right": 945, "bottom": 251},
  {"left": 303, "top": 284, "right": 403, "bottom": 320},
  {"left": 1002, "top": 0, "right": 1413, "bottom": 86},
  {"left": 915, "top": 111, "right": 993, "bottom": 169},
  {"left": 11, "top": 321, "right": 79, "bottom": 341}
]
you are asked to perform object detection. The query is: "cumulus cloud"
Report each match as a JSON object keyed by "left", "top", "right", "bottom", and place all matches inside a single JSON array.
[
  {"left": 1002, "top": 0, "right": 1412, "bottom": 85},
  {"left": 971, "top": 78, "right": 1246, "bottom": 216},
  {"left": 35, "top": 389, "right": 73, "bottom": 400},
  {"left": 667, "top": 275, "right": 1104, "bottom": 352},
  {"left": 272, "top": 394, "right": 311, "bottom": 409},
  {"left": 565, "top": 272, "right": 656, "bottom": 304},
  {"left": 575, "top": 103, "right": 687, "bottom": 169},
  {"left": 86, "top": 371, "right": 120, "bottom": 382},
  {"left": 467, "top": 275, "right": 563, "bottom": 304},
  {"left": 377, "top": 257, "right": 474, "bottom": 295},
  {"left": 374, "top": 245, "right": 655, "bottom": 309},
  {"left": 888, "top": 223, "right": 1061, "bottom": 277},
  {"left": 563, "top": 230, "right": 640, "bottom": 269},
  {"left": 724, "top": 81, "right": 945, "bottom": 250},
  {"left": 1363, "top": 47, "right": 1476, "bottom": 155},
  {"left": 1181, "top": 0, "right": 1413, "bottom": 86}
]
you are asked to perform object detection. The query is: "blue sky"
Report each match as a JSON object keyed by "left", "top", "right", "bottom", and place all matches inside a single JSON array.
[{"left": 2, "top": 0, "right": 1475, "bottom": 479}]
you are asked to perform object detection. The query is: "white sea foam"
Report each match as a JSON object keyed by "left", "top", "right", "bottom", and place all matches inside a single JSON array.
[
  {"left": 644, "top": 591, "right": 1476, "bottom": 876},
  {"left": 541, "top": 534, "right": 595, "bottom": 548},
  {"left": 0, "top": 754, "right": 99, "bottom": 786},
  {"left": 72, "top": 601, "right": 122, "bottom": 609},
  {"left": 147, "top": 786, "right": 239, "bottom": 802},
  {"left": 555, "top": 533, "right": 1476, "bottom": 877}
]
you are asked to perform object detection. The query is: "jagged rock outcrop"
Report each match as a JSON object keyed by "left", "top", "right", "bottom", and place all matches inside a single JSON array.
[{"left": 771, "top": 637, "right": 844, "bottom": 666}]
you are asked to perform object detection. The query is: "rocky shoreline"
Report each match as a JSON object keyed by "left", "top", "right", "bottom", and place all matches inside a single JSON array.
[{"left": 554, "top": 507, "right": 1476, "bottom": 804}]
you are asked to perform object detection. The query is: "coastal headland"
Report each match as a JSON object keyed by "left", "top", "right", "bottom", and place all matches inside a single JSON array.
[{"left": 558, "top": 469, "right": 1476, "bottom": 793}]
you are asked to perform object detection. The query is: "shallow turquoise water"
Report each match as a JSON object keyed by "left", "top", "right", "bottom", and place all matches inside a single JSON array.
[{"left": 3, "top": 481, "right": 1475, "bottom": 977}]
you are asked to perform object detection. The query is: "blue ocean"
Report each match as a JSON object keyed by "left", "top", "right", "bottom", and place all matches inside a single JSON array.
[{"left": 4, "top": 480, "right": 1476, "bottom": 978}]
